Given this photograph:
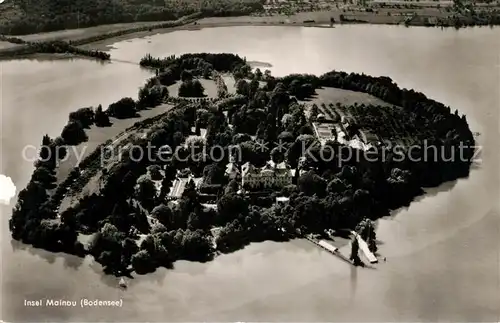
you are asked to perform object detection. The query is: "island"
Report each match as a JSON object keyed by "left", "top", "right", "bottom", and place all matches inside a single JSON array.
[{"left": 9, "top": 53, "right": 475, "bottom": 276}]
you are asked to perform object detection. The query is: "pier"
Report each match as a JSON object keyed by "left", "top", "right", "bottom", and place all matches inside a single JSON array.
[
  {"left": 305, "top": 235, "right": 356, "bottom": 266},
  {"left": 305, "top": 235, "right": 338, "bottom": 254},
  {"left": 305, "top": 232, "right": 378, "bottom": 266},
  {"left": 351, "top": 231, "right": 378, "bottom": 263}
]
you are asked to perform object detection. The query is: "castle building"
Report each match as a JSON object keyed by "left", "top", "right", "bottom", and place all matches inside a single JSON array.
[{"left": 241, "top": 161, "right": 293, "bottom": 189}]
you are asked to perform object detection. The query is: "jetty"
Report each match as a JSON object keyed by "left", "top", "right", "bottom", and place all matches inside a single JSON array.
[
  {"left": 351, "top": 231, "right": 378, "bottom": 263},
  {"left": 305, "top": 235, "right": 338, "bottom": 254}
]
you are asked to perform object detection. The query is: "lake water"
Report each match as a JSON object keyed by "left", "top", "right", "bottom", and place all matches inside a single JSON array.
[{"left": 1, "top": 25, "right": 499, "bottom": 322}]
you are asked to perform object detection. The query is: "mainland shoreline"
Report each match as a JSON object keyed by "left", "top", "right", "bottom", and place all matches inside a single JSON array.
[{"left": 2, "top": 9, "right": 499, "bottom": 59}]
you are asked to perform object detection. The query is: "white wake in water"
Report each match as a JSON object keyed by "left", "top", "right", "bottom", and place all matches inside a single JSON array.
[{"left": 0, "top": 174, "right": 16, "bottom": 205}]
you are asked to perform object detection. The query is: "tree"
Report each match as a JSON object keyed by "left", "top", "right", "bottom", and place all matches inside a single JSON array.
[
  {"left": 178, "top": 80, "right": 205, "bottom": 97},
  {"left": 31, "top": 166, "right": 57, "bottom": 189},
  {"left": 69, "top": 107, "right": 94, "bottom": 128},
  {"left": 122, "top": 237, "right": 139, "bottom": 260},
  {"left": 203, "top": 65, "right": 212, "bottom": 79},
  {"left": 151, "top": 222, "right": 168, "bottom": 234},
  {"left": 270, "top": 147, "right": 284, "bottom": 164},
  {"left": 217, "top": 193, "right": 248, "bottom": 225},
  {"left": 286, "top": 135, "right": 317, "bottom": 168},
  {"left": 87, "top": 223, "right": 126, "bottom": 272},
  {"left": 159, "top": 175, "right": 173, "bottom": 200},
  {"left": 94, "top": 104, "right": 110, "bottom": 127},
  {"left": 277, "top": 131, "right": 295, "bottom": 144},
  {"left": 172, "top": 131, "right": 184, "bottom": 148},
  {"left": 215, "top": 220, "right": 248, "bottom": 253},
  {"left": 137, "top": 85, "right": 168, "bottom": 109},
  {"left": 235, "top": 79, "right": 250, "bottom": 96},
  {"left": 177, "top": 229, "right": 214, "bottom": 261},
  {"left": 310, "top": 104, "right": 319, "bottom": 119},
  {"left": 135, "top": 175, "right": 157, "bottom": 210},
  {"left": 327, "top": 177, "right": 347, "bottom": 193},
  {"left": 61, "top": 121, "right": 88, "bottom": 145},
  {"left": 151, "top": 204, "right": 173, "bottom": 227},
  {"left": 249, "top": 79, "right": 259, "bottom": 97},
  {"left": 254, "top": 68, "right": 263, "bottom": 80},
  {"left": 131, "top": 250, "right": 155, "bottom": 274},
  {"left": 147, "top": 165, "right": 162, "bottom": 180},
  {"left": 297, "top": 171, "right": 327, "bottom": 196},
  {"left": 181, "top": 70, "right": 193, "bottom": 82},
  {"left": 264, "top": 69, "right": 272, "bottom": 80},
  {"left": 39, "top": 134, "right": 53, "bottom": 162},
  {"left": 196, "top": 108, "right": 211, "bottom": 127},
  {"left": 239, "top": 140, "right": 269, "bottom": 167},
  {"left": 107, "top": 97, "right": 137, "bottom": 119}
]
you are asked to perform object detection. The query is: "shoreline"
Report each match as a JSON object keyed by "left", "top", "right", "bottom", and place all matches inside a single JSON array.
[
  {"left": 76, "top": 21, "right": 342, "bottom": 51},
  {"left": 1, "top": 26, "right": 497, "bottom": 322},
  {"left": 2, "top": 11, "right": 499, "bottom": 59}
]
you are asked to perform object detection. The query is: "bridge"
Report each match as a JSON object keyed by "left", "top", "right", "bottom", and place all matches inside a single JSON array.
[{"left": 108, "top": 58, "right": 142, "bottom": 66}]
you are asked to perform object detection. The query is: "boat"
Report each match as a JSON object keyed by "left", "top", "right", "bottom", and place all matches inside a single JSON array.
[{"left": 119, "top": 277, "right": 127, "bottom": 288}]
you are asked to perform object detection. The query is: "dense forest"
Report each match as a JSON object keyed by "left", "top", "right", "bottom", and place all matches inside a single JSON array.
[
  {"left": 0, "top": 0, "right": 264, "bottom": 35},
  {"left": 9, "top": 53, "right": 474, "bottom": 276}
]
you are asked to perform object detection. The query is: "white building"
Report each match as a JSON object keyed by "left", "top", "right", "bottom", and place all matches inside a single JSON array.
[{"left": 241, "top": 161, "right": 293, "bottom": 189}]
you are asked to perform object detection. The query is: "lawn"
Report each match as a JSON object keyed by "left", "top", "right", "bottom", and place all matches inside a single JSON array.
[{"left": 310, "top": 87, "right": 395, "bottom": 107}]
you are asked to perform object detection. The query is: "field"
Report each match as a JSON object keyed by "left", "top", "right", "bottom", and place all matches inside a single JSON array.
[
  {"left": 308, "top": 87, "right": 398, "bottom": 149},
  {"left": 194, "top": 8, "right": 432, "bottom": 26},
  {"left": 17, "top": 21, "right": 169, "bottom": 43},
  {"left": 308, "top": 87, "right": 395, "bottom": 109},
  {"left": 308, "top": 86, "right": 424, "bottom": 150}
]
